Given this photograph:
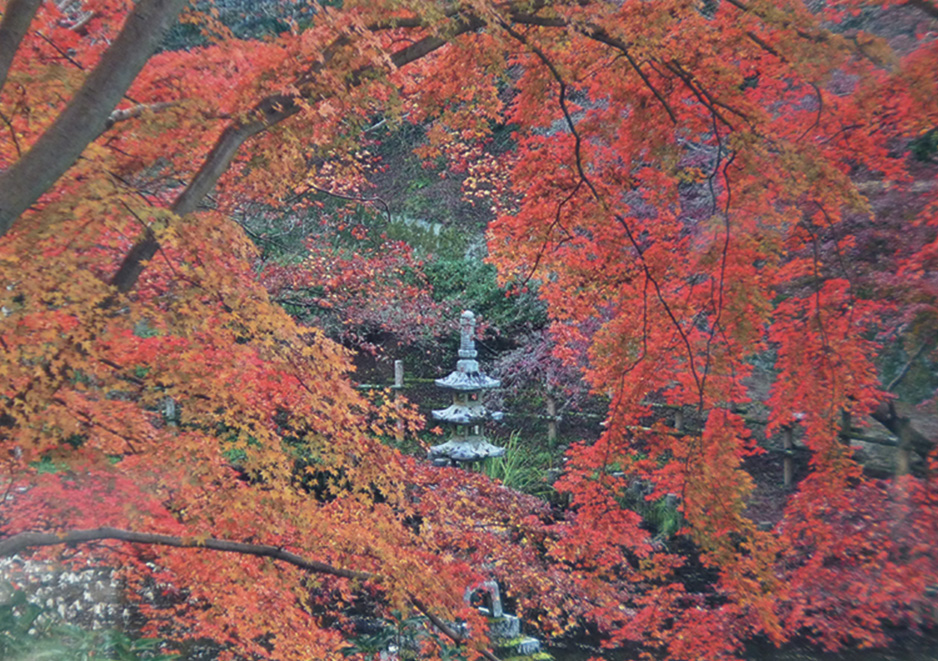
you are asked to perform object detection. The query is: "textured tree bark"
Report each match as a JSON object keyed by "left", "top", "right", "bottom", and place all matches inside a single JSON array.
[
  {"left": 0, "top": 0, "right": 42, "bottom": 95},
  {"left": 0, "top": 0, "right": 188, "bottom": 237}
]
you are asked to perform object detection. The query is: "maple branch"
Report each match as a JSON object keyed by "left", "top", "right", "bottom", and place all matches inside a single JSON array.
[
  {"left": 34, "top": 28, "right": 141, "bottom": 106},
  {"left": 519, "top": 180, "right": 580, "bottom": 288},
  {"left": 0, "top": 0, "right": 188, "bottom": 238},
  {"left": 722, "top": 0, "right": 830, "bottom": 44},
  {"left": 34, "top": 28, "right": 85, "bottom": 68},
  {"left": 0, "top": 527, "right": 504, "bottom": 661},
  {"left": 0, "top": 109, "right": 21, "bottom": 157},
  {"left": 0, "top": 527, "right": 371, "bottom": 580},
  {"left": 500, "top": 20, "right": 705, "bottom": 400},
  {"left": 799, "top": 217, "right": 839, "bottom": 426},
  {"left": 104, "top": 101, "right": 178, "bottom": 130},
  {"left": 110, "top": 14, "right": 485, "bottom": 294},
  {"left": 614, "top": 213, "right": 704, "bottom": 400},
  {"left": 290, "top": 183, "right": 393, "bottom": 223},
  {"left": 662, "top": 62, "right": 737, "bottom": 131},
  {"left": 810, "top": 202, "right": 857, "bottom": 297},
  {"left": 0, "top": 0, "right": 42, "bottom": 96},
  {"left": 573, "top": 30, "right": 678, "bottom": 125},
  {"left": 410, "top": 596, "right": 503, "bottom": 661},
  {"left": 700, "top": 151, "right": 736, "bottom": 404},
  {"left": 51, "top": 395, "right": 140, "bottom": 454},
  {"left": 887, "top": 341, "right": 931, "bottom": 393}
]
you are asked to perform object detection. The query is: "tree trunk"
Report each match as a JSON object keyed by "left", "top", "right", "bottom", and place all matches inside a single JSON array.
[
  {"left": 0, "top": 0, "right": 42, "bottom": 96},
  {"left": 0, "top": 0, "right": 188, "bottom": 237}
]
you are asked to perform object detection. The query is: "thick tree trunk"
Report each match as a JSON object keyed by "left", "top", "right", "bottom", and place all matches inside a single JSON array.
[
  {"left": 109, "top": 94, "right": 300, "bottom": 292},
  {"left": 0, "top": 0, "right": 188, "bottom": 237},
  {"left": 0, "top": 0, "right": 42, "bottom": 95}
]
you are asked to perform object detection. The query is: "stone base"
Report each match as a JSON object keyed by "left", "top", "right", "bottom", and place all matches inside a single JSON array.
[
  {"left": 495, "top": 635, "right": 542, "bottom": 656},
  {"left": 486, "top": 613, "right": 520, "bottom": 639}
]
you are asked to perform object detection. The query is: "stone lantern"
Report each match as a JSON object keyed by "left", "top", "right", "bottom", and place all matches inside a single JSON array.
[{"left": 429, "top": 311, "right": 505, "bottom": 465}]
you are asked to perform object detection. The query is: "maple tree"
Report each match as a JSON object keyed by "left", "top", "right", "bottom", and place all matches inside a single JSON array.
[
  {"left": 257, "top": 214, "right": 449, "bottom": 354},
  {"left": 1, "top": 0, "right": 937, "bottom": 660}
]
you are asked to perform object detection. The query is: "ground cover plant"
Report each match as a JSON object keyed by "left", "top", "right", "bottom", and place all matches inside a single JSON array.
[{"left": 0, "top": 0, "right": 937, "bottom": 660}]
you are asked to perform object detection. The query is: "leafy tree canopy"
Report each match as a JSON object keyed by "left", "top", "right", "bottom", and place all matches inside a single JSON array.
[{"left": 0, "top": 0, "right": 937, "bottom": 659}]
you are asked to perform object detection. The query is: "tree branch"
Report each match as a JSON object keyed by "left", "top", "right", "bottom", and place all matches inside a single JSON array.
[
  {"left": 0, "top": 526, "right": 503, "bottom": 661},
  {"left": 0, "top": 0, "right": 189, "bottom": 238},
  {"left": 0, "top": 526, "right": 371, "bottom": 579},
  {"left": 104, "top": 101, "right": 178, "bottom": 130},
  {"left": 572, "top": 28, "right": 678, "bottom": 125},
  {"left": 0, "top": 0, "right": 42, "bottom": 96},
  {"left": 411, "top": 596, "right": 503, "bottom": 661},
  {"left": 887, "top": 341, "right": 931, "bottom": 392},
  {"left": 109, "top": 14, "right": 484, "bottom": 294}
]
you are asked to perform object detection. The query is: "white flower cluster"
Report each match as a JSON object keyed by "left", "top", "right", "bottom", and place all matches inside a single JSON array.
[{"left": 0, "top": 556, "right": 132, "bottom": 630}]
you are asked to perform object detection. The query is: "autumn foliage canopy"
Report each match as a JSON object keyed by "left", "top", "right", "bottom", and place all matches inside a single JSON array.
[{"left": 0, "top": 0, "right": 937, "bottom": 659}]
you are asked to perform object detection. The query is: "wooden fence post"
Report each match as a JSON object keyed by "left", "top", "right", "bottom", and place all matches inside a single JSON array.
[
  {"left": 394, "top": 360, "right": 404, "bottom": 441},
  {"left": 839, "top": 409, "right": 852, "bottom": 446},
  {"left": 782, "top": 426, "right": 794, "bottom": 488},
  {"left": 896, "top": 425, "right": 912, "bottom": 477},
  {"left": 546, "top": 395, "right": 557, "bottom": 444},
  {"left": 394, "top": 360, "right": 404, "bottom": 390}
]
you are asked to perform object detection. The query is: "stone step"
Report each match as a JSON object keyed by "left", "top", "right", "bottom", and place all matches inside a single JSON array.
[
  {"left": 487, "top": 613, "right": 521, "bottom": 639},
  {"left": 495, "top": 635, "right": 541, "bottom": 656},
  {"left": 515, "top": 636, "right": 542, "bottom": 656}
]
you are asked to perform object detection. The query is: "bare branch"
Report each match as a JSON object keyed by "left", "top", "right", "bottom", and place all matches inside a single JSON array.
[
  {"left": 0, "top": 527, "right": 371, "bottom": 577},
  {"left": 0, "top": 526, "right": 503, "bottom": 661},
  {"left": 887, "top": 341, "right": 931, "bottom": 392},
  {"left": 104, "top": 101, "right": 178, "bottom": 130}
]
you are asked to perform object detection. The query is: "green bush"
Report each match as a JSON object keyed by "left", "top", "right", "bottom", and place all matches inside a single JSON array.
[
  {"left": 424, "top": 258, "right": 548, "bottom": 341},
  {"left": 482, "top": 432, "right": 555, "bottom": 498}
]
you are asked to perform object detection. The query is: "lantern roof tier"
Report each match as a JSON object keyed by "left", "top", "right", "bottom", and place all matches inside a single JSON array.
[
  {"left": 432, "top": 403, "right": 502, "bottom": 424},
  {"left": 435, "top": 370, "right": 501, "bottom": 391},
  {"left": 429, "top": 436, "right": 507, "bottom": 463}
]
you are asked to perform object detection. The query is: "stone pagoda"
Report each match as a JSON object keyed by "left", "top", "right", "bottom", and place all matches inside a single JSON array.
[{"left": 429, "top": 310, "right": 505, "bottom": 465}]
